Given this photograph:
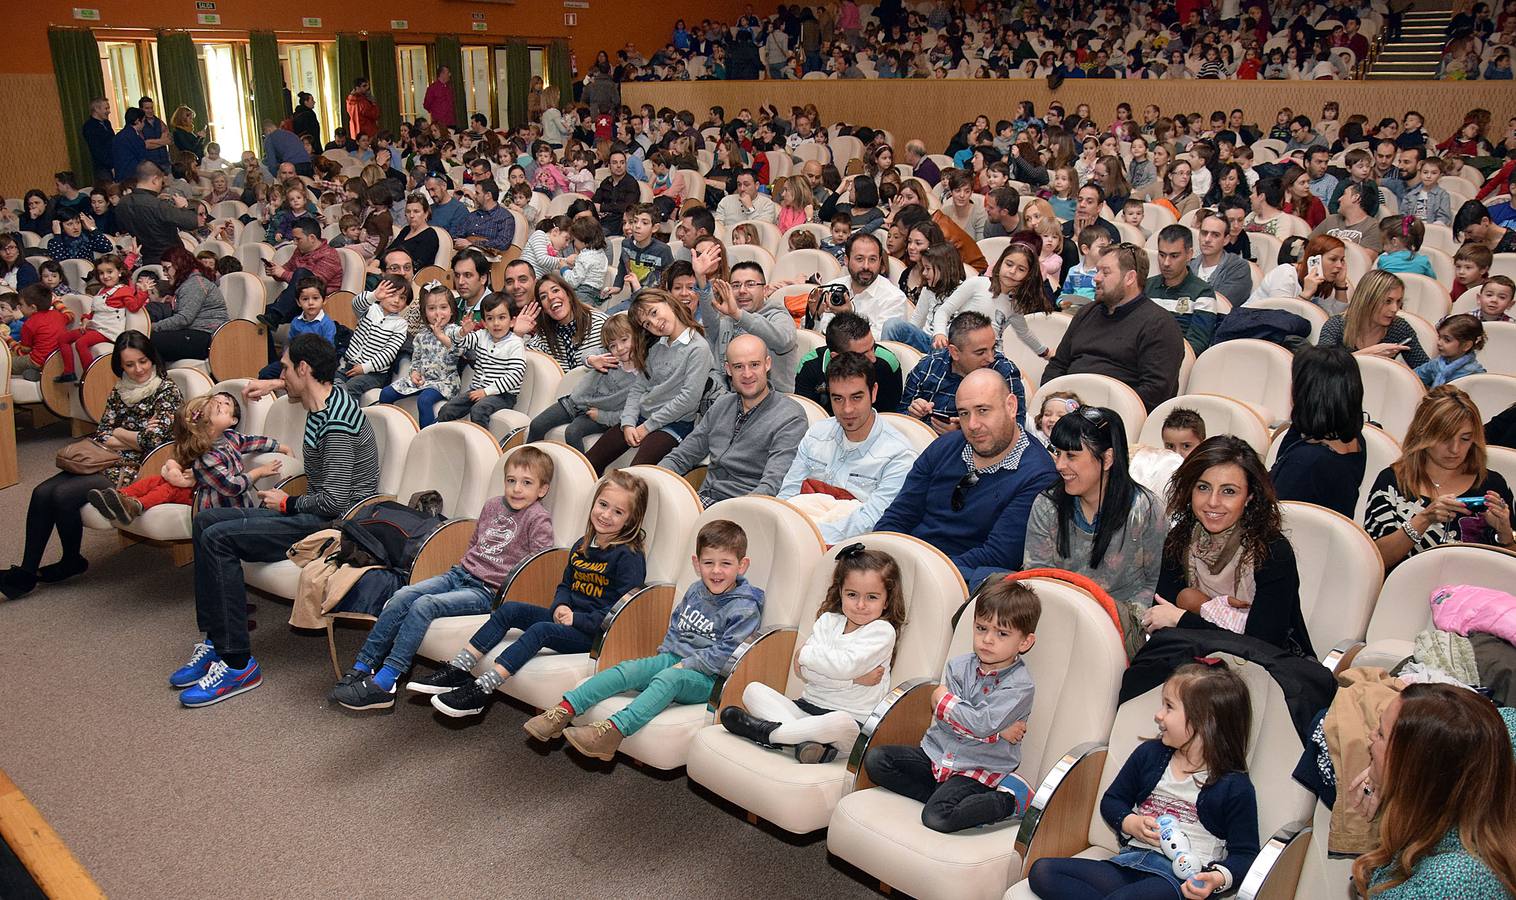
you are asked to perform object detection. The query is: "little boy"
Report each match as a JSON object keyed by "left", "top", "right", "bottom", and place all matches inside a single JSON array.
[
  {"left": 1120, "top": 199, "right": 1148, "bottom": 238},
  {"left": 1476, "top": 275, "right": 1515, "bottom": 324},
  {"left": 523, "top": 519, "right": 764, "bottom": 761},
  {"left": 328, "top": 214, "right": 361, "bottom": 249},
  {"left": 863, "top": 580, "right": 1038, "bottom": 833},
  {"left": 330, "top": 446, "right": 559, "bottom": 711},
  {"left": 0, "top": 293, "right": 23, "bottom": 343},
  {"left": 437, "top": 293, "right": 526, "bottom": 426},
  {"left": 1161, "top": 408, "right": 1206, "bottom": 458},
  {"left": 509, "top": 183, "right": 540, "bottom": 230},
  {"left": 1059, "top": 226, "right": 1110, "bottom": 307},
  {"left": 11, "top": 285, "right": 67, "bottom": 382},
  {"left": 337, "top": 274, "right": 411, "bottom": 397},
  {"left": 1328, "top": 149, "right": 1374, "bottom": 215},
  {"left": 820, "top": 213, "right": 851, "bottom": 263},
  {"left": 1452, "top": 241, "right": 1493, "bottom": 301},
  {"left": 258, "top": 278, "right": 342, "bottom": 379},
  {"left": 1404, "top": 158, "right": 1453, "bottom": 226},
  {"left": 607, "top": 203, "right": 673, "bottom": 298}
]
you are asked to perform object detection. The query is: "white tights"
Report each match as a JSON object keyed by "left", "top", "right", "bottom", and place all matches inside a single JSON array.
[{"left": 741, "top": 682, "right": 862, "bottom": 749}]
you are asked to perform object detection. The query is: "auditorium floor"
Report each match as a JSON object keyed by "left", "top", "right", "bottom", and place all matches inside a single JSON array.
[{"left": 0, "top": 423, "right": 877, "bottom": 898}]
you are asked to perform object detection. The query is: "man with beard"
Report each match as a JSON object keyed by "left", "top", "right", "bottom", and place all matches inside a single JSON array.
[{"left": 813, "top": 232, "right": 908, "bottom": 338}]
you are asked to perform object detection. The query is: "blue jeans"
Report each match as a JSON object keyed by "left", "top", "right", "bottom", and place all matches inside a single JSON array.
[
  {"left": 882, "top": 318, "right": 935, "bottom": 353},
  {"left": 1026, "top": 858, "right": 1177, "bottom": 900},
  {"left": 193, "top": 507, "right": 329, "bottom": 666},
  {"left": 336, "top": 369, "right": 389, "bottom": 399},
  {"left": 356, "top": 565, "right": 494, "bottom": 673},
  {"left": 378, "top": 384, "right": 447, "bottom": 428},
  {"left": 466, "top": 601, "right": 595, "bottom": 674}
]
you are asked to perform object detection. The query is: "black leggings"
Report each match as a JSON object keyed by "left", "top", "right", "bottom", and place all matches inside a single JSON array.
[
  {"left": 582, "top": 426, "right": 680, "bottom": 476},
  {"left": 23, "top": 471, "right": 112, "bottom": 571},
  {"left": 152, "top": 329, "right": 214, "bottom": 363}
]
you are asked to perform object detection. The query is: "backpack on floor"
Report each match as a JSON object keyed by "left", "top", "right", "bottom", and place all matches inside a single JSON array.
[{"left": 333, "top": 498, "right": 446, "bottom": 575}]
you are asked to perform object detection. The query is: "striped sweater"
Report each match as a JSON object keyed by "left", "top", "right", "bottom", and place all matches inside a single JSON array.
[
  {"left": 525, "top": 310, "right": 606, "bottom": 371},
  {"left": 460, "top": 329, "right": 527, "bottom": 396},
  {"left": 344, "top": 292, "right": 409, "bottom": 374},
  {"left": 294, "top": 387, "right": 380, "bottom": 518}
]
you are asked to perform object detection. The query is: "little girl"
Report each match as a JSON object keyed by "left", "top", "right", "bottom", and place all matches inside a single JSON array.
[
  {"left": 1044, "top": 165, "right": 1079, "bottom": 221},
  {"left": 1034, "top": 391, "right": 1083, "bottom": 444},
  {"left": 720, "top": 545, "right": 904, "bottom": 763},
  {"left": 378, "top": 283, "right": 462, "bottom": 428},
  {"left": 508, "top": 184, "right": 540, "bottom": 230},
  {"left": 54, "top": 254, "right": 146, "bottom": 383},
  {"left": 1035, "top": 218, "right": 1065, "bottom": 292},
  {"left": 1026, "top": 661, "right": 1260, "bottom": 900},
  {"left": 1375, "top": 216, "right": 1436, "bottom": 279},
  {"left": 414, "top": 470, "right": 649, "bottom": 717},
  {"left": 560, "top": 216, "right": 610, "bottom": 305},
  {"left": 730, "top": 223, "right": 760, "bottom": 246},
  {"left": 1415, "top": 313, "right": 1486, "bottom": 388},
  {"left": 523, "top": 216, "right": 572, "bottom": 278},
  {"left": 85, "top": 392, "right": 288, "bottom": 524},
  {"left": 36, "top": 260, "right": 70, "bottom": 298},
  {"left": 776, "top": 177, "right": 814, "bottom": 233},
  {"left": 565, "top": 151, "right": 596, "bottom": 195},
  {"left": 531, "top": 144, "right": 571, "bottom": 198},
  {"left": 990, "top": 243, "right": 1055, "bottom": 360},
  {"left": 525, "top": 312, "right": 637, "bottom": 450}
]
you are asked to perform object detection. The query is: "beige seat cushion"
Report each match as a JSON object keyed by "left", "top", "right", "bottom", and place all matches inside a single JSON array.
[
  {"left": 576, "top": 692, "right": 712, "bottom": 771},
  {"left": 686, "top": 726, "right": 851, "bottom": 834},
  {"left": 243, "top": 559, "right": 301, "bottom": 599},
  {"left": 119, "top": 504, "right": 193, "bottom": 541},
  {"left": 1002, "top": 847, "right": 1114, "bottom": 899}
]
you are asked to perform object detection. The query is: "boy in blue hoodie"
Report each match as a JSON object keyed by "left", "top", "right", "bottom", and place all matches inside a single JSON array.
[{"left": 524, "top": 519, "right": 764, "bottom": 761}]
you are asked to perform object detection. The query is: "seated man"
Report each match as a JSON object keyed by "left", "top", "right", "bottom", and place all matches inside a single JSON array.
[
  {"left": 900, "top": 311, "right": 1026, "bottom": 436},
  {"left": 1146, "top": 224, "right": 1220, "bottom": 354},
  {"left": 659, "top": 334, "right": 807, "bottom": 505},
  {"left": 795, "top": 312, "right": 903, "bottom": 415},
  {"left": 874, "top": 369, "right": 1057, "bottom": 585},
  {"left": 813, "top": 232, "right": 909, "bottom": 338},
  {"left": 779, "top": 351, "right": 919, "bottom": 544},
  {"left": 701, "top": 262, "right": 798, "bottom": 393}
]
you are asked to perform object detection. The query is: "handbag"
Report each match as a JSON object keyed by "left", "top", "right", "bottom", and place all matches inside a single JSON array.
[{"left": 55, "top": 438, "right": 124, "bottom": 475}]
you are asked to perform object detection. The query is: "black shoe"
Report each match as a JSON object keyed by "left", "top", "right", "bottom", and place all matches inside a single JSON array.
[
  {"left": 256, "top": 312, "right": 283, "bottom": 330},
  {"left": 0, "top": 566, "right": 38, "bottom": 600},
  {"left": 430, "top": 680, "right": 491, "bottom": 718},
  {"left": 720, "top": 706, "right": 781, "bottom": 748},
  {"left": 37, "top": 556, "right": 88, "bottom": 584},
  {"left": 325, "top": 668, "right": 366, "bottom": 702},
  {"left": 794, "top": 741, "right": 839, "bottom": 764},
  {"left": 331, "top": 674, "right": 396, "bottom": 711},
  {"left": 52, "top": 373, "right": 76, "bottom": 384},
  {"left": 405, "top": 664, "right": 473, "bottom": 695}
]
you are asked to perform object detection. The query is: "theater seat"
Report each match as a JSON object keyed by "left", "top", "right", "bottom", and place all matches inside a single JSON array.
[
  {"left": 245, "top": 396, "right": 311, "bottom": 489},
  {"left": 1266, "top": 422, "right": 1399, "bottom": 523},
  {"left": 686, "top": 532, "right": 965, "bottom": 834},
  {"left": 1246, "top": 297, "right": 1329, "bottom": 343},
  {"left": 1138, "top": 394, "right": 1271, "bottom": 457},
  {"left": 487, "top": 350, "right": 564, "bottom": 444},
  {"left": 881, "top": 413, "right": 938, "bottom": 452},
  {"left": 1033, "top": 374, "right": 1147, "bottom": 441},
  {"left": 1188, "top": 339, "right": 1293, "bottom": 427},
  {"left": 827, "top": 575, "right": 1126, "bottom": 900},
  {"left": 1356, "top": 355, "right": 1425, "bottom": 443},
  {"left": 1279, "top": 501, "right": 1384, "bottom": 666},
  {"left": 1457, "top": 373, "right": 1516, "bottom": 422}
]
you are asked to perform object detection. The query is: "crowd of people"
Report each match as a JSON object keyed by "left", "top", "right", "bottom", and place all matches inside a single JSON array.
[{"left": 2, "top": 60, "right": 1516, "bottom": 900}]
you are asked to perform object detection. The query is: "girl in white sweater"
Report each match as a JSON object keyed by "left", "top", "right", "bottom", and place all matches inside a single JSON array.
[
  {"left": 721, "top": 545, "right": 904, "bottom": 763},
  {"left": 559, "top": 216, "right": 610, "bottom": 305}
]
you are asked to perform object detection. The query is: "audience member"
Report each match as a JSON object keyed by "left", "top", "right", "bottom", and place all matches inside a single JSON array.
[{"left": 1269, "top": 346, "right": 1367, "bottom": 519}]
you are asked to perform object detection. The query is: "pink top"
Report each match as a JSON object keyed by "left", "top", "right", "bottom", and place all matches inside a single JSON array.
[
  {"left": 778, "top": 206, "right": 808, "bottom": 233},
  {"left": 1039, "top": 252, "right": 1063, "bottom": 287}
]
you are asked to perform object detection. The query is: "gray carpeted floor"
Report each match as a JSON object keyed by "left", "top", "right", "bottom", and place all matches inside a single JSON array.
[{"left": 0, "top": 422, "right": 880, "bottom": 899}]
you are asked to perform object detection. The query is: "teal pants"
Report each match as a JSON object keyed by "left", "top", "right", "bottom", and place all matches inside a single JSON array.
[{"left": 563, "top": 652, "right": 715, "bottom": 736}]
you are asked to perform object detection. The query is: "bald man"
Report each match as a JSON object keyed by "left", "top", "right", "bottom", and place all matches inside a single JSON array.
[
  {"left": 875, "top": 369, "right": 1058, "bottom": 585},
  {"left": 801, "top": 160, "right": 832, "bottom": 208},
  {"left": 659, "top": 334, "right": 807, "bottom": 505}
]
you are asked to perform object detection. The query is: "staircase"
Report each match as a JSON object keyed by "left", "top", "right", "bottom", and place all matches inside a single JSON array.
[{"left": 1367, "top": 4, "right": 1454, "bottom": 79}]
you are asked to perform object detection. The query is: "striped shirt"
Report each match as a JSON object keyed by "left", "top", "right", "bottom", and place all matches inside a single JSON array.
[
  {"left": 525, "top": 310, "right": 607, "bottom": 371},
  {"left": 344, "top": 293, "right": 409, "bottom": 374},
  {"left": 295, "top": 386, "right": 380, "bottom": 519},
  {"left": 460, "top": 329, "right": 527, "bottom": 396}
]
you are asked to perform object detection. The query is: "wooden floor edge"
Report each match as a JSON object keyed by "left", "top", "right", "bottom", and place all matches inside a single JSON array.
[{"left": 0, "top": 770, "right": 106, "bottom": 900}]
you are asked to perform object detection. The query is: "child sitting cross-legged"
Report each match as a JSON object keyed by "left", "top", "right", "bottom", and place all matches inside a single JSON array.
[
  {"left": 720, "top": 544, "right": 904, "bottom": 764},
  {"left": 862, "top": 579, "right": 1038, "bottom": 833},
  {"left": 328, "top": 446, "right": 559, "bottom": 711},
  {"left": 416, "top": 470, "right": 649, "bottom": 715},
  {"left": 522, "top": 518, "right": 764, "bottom": 761}
]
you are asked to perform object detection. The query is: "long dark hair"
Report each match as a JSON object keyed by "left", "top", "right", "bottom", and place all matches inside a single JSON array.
[
  {"left": 1048, "top": 406, "right": 1140, "bottom": 569},
  {"left": 1165, "top": 660, "right": 1253, "bottom": 784},
  {"left": 1163, "top": 435, "right": 1283, "bottom": 567},
  {"left": 111, "top": 329, "right": 167, "bottom": 378},
  {"left": 1290, "top": 345, "right": 1363, "bottom": 443}
]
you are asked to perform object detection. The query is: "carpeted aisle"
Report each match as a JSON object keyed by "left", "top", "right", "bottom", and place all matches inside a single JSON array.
[{"left": 0, "top": 424, "right": 876, "bottom": 898}]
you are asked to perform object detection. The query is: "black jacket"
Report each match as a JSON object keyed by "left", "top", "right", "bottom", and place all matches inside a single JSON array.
[
  {"left": 1155, "top": 535, "right": 1315, "bottom": 659},
  {"left": 116, "top": 188, "right": 200, "bottom": 264}
]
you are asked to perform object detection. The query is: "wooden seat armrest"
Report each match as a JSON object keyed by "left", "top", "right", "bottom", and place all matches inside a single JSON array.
[
  {"left": 708, "top": 626, "right": 799, "bottom": 713},
  {"left": 278, "top": 474, "right": 308, "bottom": 497},
  {"left": 845, "top": 678, "right": 938, "bottom": 792},
  {"left": 592, "top": 582, "right": 677, "bottom": 669},
  {"left": 339, "top": 493, "right": 396, "bottom": 521},
  {"left": 408, "top": 518, "right": 478, "bottom": 584},
  {"left": 497, "top": 547, "right": 572, "bottom": 609},
  {"left": 1016, "top": 742, "right": 1109, "bottom": 875}
]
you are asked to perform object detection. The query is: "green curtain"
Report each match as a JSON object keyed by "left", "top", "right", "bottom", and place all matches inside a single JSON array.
[
  {"left": 366, "top": 32, "right": 401, "bottom": 136},
  {"left": 433, "top": 35, "right": 466, "bottom": 127},
  {"left": 504, "top": 40, "right": 530, "bottom": 128},
  {"left": 155, "top": 31, "right": 209, "bottom": 133},
  {"left": 247, "top": 32, "right": 285, "bottom": 132},
  {"left": 335, "top": 33, "right": 364, "bottom": 135},
  {"left": 48, "top": 27, "right": 106, "bottom": 179},
  {"left": 548, "top": 40, "right": 573, "bottom": 108}
]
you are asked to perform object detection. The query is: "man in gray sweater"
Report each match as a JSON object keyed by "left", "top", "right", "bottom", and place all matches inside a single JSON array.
[
  {"left": 661, "top": 334, "right": 807, "bottom": 505},
  {"left": 1190, "top": 210, "right": 1253, "bottom": 308},
  {"left": 703, "top": 262, "right": 800, "bottom": 393}
]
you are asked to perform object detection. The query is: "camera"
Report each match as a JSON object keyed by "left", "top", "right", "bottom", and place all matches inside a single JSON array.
[{"left": 819, "top": 284, "right": 851, "bottom": 308}]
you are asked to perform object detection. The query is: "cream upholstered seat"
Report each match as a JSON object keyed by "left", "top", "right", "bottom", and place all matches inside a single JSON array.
[
  {"left": 1279, "top": 501, "right": 1384, "bottom": 665},
  {"left": 685, "top": 532, "right": 965, "bottom": 834},
  {"left": 828, "top": 575, "right": 1126, "bottom": 900},
  {"left": 1002, "top": 313, "right": 1072, "bottom": 390},
  {"left": 219, "top": 272, "right": 266, "bottom": 321},
  {"left": 881, "top": 412, "right": 939, "bottom": 452},
  {"left": 794, "top": 328, "right": 826, "bottom": 359},
  {"left": 244, "top": 395, "right": 310, "bottom": 488},
  {"left": 1483, "top": 321, "right": 1516, "bottom": 376},
  {"left": 1488, "top": 445, "right": 1516, "bottom": 489},
  {"left": 357, "top": 405, "right": 420, "bottom": 497},
  {"left": 1395, "top": 272, "right": 1450, "bottom": 323},
  {"left": 335, "top": 247, "right": 366, "bottom": 293},
  {"left": 486, "top": 350, "right": 565, "bottom": 443},
  {"left": 1458, "top": 373, "right": 1516, "bottom": 422},
  {"left": 1348, "top": 544, "right": 1516, "bottom": 670},
  {"left": 879, "top": 341, "right": 924, "bottom": 379},
  {"left": 1004, "top": 652, "right": 1314, "bottom": 900},
  {"left": 1356, "top": 355, "right": 1425, "bottom": 443},
  {"left": 1138, "top": 394, "right": 1271, "bottom": 456},
  {"left": 978, "top": 237, "right": 1011, "bottom": 266},
  {"left": 725, "top": 243, "right": 776, "bottom": 275},
  {"left": 574, "top": 494, "right": 827, "bottom": 771},
  {"left": 773, "top": 249, "right": 843, "bottom": 284},
  {"left": 1033, "top": 374, "right": 1147, "bottom": 441},
  {"left": 1188, "top": 339, "right": 1293, "bottom": 427}
]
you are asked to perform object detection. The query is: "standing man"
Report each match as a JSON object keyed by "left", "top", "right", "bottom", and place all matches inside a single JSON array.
[
  {"left": 423, "top": 66, "right": 457, "bottom": 132},
  {"left": 173, "top": 334, "right": 380, "bottom": 707},
  {"left": 346, "top": 77, "right": 379, "bottom": 139},
  {"left": 111, "top": 109, "right": 150, "bottom": 184},
  {"left": 115, "top": 162, "right": 199, "bottom": 264},
  {"left": 81, "top": 97, "right": 114, "bottom": 183},
  {"left": 703, "top": 264, "right": 799, "bottom": 393},
  {"left": 1147, "top": 225, "right": 1220, "bottom": 354},
  {"left": 138, "top": 97, "right": 172, "bottom": 169},
  {"left": 1190, "top": 210, "right": 1254, "bottom": 309}
]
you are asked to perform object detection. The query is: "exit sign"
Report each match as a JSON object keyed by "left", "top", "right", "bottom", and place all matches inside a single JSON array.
[
  {"left": 72, "top": 7, "right": 100, "bottom": 19},
  {"left": 302, "top": 16, "right": 321, "bottom": 27},
  {"left": 471, "top": 21, "right": 488, "bottom": 31},
  {"left": 197, "top": 12, "right": 220, "bottom": 23},
  {"left": 391, "top": 19, "right": 408, "bottom": 29}
]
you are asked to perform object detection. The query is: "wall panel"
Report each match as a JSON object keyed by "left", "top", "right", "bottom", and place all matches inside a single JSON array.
[{"left": 0, "top": 76, "right": 69, "bottom": 197}]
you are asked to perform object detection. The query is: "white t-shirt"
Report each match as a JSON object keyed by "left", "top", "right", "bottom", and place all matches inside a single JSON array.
[{"left": 1131, "top": 760, "right": 1228, "bottom": 866}]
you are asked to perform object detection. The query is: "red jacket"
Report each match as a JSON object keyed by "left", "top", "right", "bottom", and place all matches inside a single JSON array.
[
  {"left": 20, "top": 308, "right": 69, "bottom": 365},
  {"left": 346, "top": 91, "right": 379, "bottom": 138},
  {"left": 280, "top": 242, "right": 345, "bottom": 296},
  {"left": 423, "top": 80, "right": 456, "bottom": 130}
]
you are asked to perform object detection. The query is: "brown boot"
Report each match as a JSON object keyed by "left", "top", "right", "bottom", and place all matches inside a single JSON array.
[
  {"left": 563, "top": 720, "right": 622, "bottom": 761},
  {"left": 523, "top": 704, "right": 575, "bottom": 741},
  {"left": 118, "top": 495, "right": 144, "bottom": 524}
]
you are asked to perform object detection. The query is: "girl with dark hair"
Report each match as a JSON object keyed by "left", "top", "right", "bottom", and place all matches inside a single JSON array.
[
  {"left": 1023, "top": 406, "right": 1167, "bottom": 656},
  {"left": 0, "top": 332, "right": 183, "bottom": 599},
  {"left": 1269, "top": 346, "right": 1368, "bottom": 518},
  {"left": 1145, "top": 435, "right": 1313, "bottom": 656},
  {"left": 881, "top": 241, "right": 991, "bottom": 352},
  {"left": 151, "top": 245, "right": 229, "bottom": 361}
]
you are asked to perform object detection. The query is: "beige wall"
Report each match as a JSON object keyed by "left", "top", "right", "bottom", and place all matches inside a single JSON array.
[
  {"left": 622, "top": 79, "right": 1516, "bottom": 154},
  {"left": 0, "top": 76, "right": 69, "bottom": 196}
]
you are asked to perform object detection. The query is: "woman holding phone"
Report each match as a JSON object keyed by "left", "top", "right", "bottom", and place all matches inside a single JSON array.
[
  {"left": 1317, "top": 270, "right": 1429, "bottom": 369},
  {"left": 1248, "top": 233, "right": 1351, "bottom": 314}
]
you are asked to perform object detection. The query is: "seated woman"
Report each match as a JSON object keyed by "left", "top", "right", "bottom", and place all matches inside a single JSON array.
[
  {"left": 1270, "top": 345, "right": 1368, "bottom": 518},
  {"left": 391, "top": 194, "right": 439, "bottom": 270},
  {"left": 512, "top": 273, "right": 608, "bottom": 372},
  {"left": 1365, "top": 385, "right": 1514, "bottom": 570},
  {"left": 1023, "top": 406, "right": 1166, "bottom": 658},
  {"left": 1350, "top": 683, "right": 1516, "bottom": 899},
  {"left": 0, "top": 332, "right": 183, "bottom": 599},
  {"left": 150, "top": 246, "right": 229, "bottom": 362},
  {"left": 1317, "top": 270, "right": 1430, "bottom": 369},
  {"left": 1249, "top": 233, "right": 1351, "bottom": 314},
  {"left": 1143, "top": 435, "right": 1315, "bottom": 657}
]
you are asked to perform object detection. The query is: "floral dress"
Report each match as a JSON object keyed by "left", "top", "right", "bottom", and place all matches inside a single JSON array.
[
  {"left": 95, "top": 379, "right": 183, "bottom": 486},
  {"left": 388, "top": 324, "right": 463, "bottom": 397}
]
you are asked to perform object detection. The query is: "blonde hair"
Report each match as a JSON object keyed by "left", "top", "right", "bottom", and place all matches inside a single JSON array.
[
  {"left": 1392, "top": 385, "right": 1487, "bottom": 500},
  {"left": 172, "top": 392, "right": 239, "bottom": 466},
  {"left": 1342, "top": 270, "right": 1404, "bottom": 351}
]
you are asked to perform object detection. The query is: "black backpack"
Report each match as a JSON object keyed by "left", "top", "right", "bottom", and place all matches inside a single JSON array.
[{"left": 333, "top": 500, "right": 446, "bottom": 574}]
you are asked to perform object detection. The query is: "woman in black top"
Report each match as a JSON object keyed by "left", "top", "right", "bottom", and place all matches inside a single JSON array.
[
  {"left": 1270, "top": 345, "right": 1368, "bottom": 518},
  {"left": 1488, "top": 403, "right": 1516, "bottom": 450},
  {"left": 392, "top": 194, "right": 440, "bottom": 269}
]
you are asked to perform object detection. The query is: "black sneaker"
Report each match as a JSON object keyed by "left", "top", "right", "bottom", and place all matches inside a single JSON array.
[
  {"left": 720, "top": 706, "right": 782, "bottom": 748},
  {"left": 405, "top": 664, "right": 473, "bottom": 695},
  {"left": 331, "top": 675, "right": 396, "bottom": 711},
  {"left": 37, "top": 555, "right": 88, "bottom": 584},
  {"left": 430, "top": 680, "right": 492, "bottom": 718},
  {"left": 794, "top": 741, "right": 839, "bottom": 764},
  {"left": 52, "top": 372, "right": 76, "bottom": 384},
  {"left": 86, "top": 488, "right": 118, "bottom": 522},
  {"left": 0, "top": 566, "right": 38, "bottom": 601},
  {"left": 325, "top": 668, "right": 366, "bottom": 702}
]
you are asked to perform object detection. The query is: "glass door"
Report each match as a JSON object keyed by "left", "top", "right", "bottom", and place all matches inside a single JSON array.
[
  {"left": 396, "top": 44, "right": 430, "bottom": 120},
  {"left": 493, "top": 47, "right": 511, "bottom": 128},
  {"left": 198, "top": 42, "right": 254, "bottom": 159},
  {"left": 98, "top": 41, "right": 158, "bottom": 130},
  {"left": 281, "top": 42, "right": 340, "bottom": 146},
  {"left": 461, "top": 45, "right": 493, "bottom": 126}
]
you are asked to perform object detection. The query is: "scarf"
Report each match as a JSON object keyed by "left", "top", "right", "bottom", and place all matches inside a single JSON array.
[
  {"left": 1421, "top": 352, "right": 1482, "bottom": 388},
  {"left": 116, "top": 373, "right": 164, "bottom": 407},
  {"left": 1186, "top": 521, "right": 1257, "bottom": 605}
]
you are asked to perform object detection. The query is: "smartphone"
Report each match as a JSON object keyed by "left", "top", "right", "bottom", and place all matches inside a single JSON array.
[
  {"left": 929, "top": 410, "right": 955, "bottom": 421},
  {"left": 1307, "top": 255, "right": 1323, "bottom": 278},
  {"left": 1455, "top": 495, "right": 1488, "bottom": 510}
]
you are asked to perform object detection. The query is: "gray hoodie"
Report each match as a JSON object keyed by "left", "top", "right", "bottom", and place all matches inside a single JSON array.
[{"left": 1190, "top": 252, "right": 1254, "bottom": 308}]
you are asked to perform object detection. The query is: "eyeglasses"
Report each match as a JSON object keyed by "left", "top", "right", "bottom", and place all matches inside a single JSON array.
[
  {"left": 731, "top": 280, "right": 764, "bottom": 290},
  {"left": 951, "top": 470, "right": 980, "bottom": 512}
]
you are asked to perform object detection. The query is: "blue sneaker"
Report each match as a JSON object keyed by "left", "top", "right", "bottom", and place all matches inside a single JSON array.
[
  {"left": 169, "top": 640, "right": 219, "bottom": 689},
  {"left": 179, "top": 658, "right": 262, "bottom": 708}
]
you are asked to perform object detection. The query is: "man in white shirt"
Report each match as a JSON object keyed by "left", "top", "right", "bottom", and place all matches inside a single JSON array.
[
  {"left": 714, "top": 169, "right": 778, "bottom": 226},
  {"left": 785, "top": 113, "right": 817, "bottom": 153},
  {"left": 814, "top": 233, "right": 908, "bottom": 338}
]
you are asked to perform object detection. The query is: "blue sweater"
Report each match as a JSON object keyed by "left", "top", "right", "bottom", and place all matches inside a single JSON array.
[
  {"left": 552, "top": 540, "right": 648, "bottom": 637},
  {"left": 657, "top": 575, "right": 764, "bottom": 676},
  {"left": 874, "top": 431, "right": 1058, "bottom": 580},
  {"left": 1101, "top": 739, "right": 1261, "bottom": 890}
]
